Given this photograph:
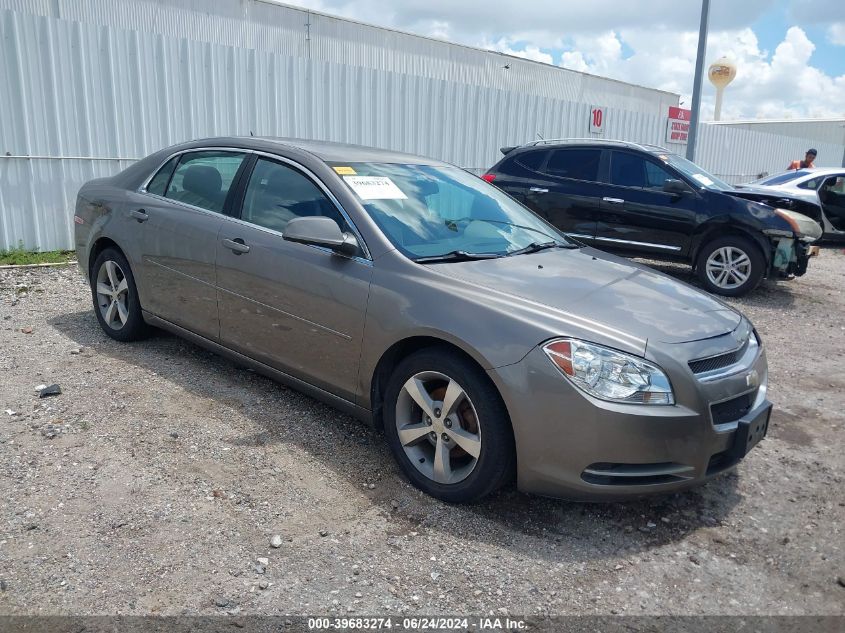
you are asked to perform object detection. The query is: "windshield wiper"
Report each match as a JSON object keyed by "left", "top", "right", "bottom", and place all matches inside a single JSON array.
[
  {"left": 506, "top": 241, "right": 580, "bottom": 256},
  {"left": 413, "top": 250, "right": 502, "bottom": 264}
]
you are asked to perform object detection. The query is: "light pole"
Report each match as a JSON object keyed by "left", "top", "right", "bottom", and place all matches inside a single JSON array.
[{"left": 686, "top": 0, "right": 710, "bottom": 162}]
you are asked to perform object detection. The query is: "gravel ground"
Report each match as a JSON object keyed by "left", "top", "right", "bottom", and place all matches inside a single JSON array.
[{"left": 0, "top": 249, "right": 843, "bottom": 619}]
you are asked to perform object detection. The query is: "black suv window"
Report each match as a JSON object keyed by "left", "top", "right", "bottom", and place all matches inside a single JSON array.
[
  {"left": 544, "top": 149, "right": 601, "bottom": 181},
  {"left": 515, "top": 150, "right": 548, "bottom": 172},
  {"left": 611, "top": 152, "right": 674, "bottom": 189}
]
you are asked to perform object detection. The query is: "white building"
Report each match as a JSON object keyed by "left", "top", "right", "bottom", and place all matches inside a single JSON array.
[{"left": 1, "top": 0, "right": 843, "bottom": 250}]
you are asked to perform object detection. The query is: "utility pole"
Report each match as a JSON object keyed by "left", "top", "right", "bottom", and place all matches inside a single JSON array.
[{"left": 686, "top": 0, "right": 710, "bottom": 162}]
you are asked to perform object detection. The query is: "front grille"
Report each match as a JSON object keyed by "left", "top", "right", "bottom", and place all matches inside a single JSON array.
[
  {"left": 710, "top": 392, "right": 755, "bottom": 425},
  {"left": 689, "top": 338, "right": 748, "bottom": 374}
]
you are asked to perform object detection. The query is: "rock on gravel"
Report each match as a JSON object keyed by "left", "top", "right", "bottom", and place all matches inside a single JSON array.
[{"left": 0, "top": 254, "right": 843, "bottom": 617}]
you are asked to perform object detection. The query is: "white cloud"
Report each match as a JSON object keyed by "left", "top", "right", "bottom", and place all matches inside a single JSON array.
[
  {"left": 485, "top": 39, "right": 554, "bottom": 65},
  {"left": 828, "top": 23, "right": 845, "bottom": 46},
  {"left": 278, "top": 0, "right": 845, "bottom": 119}
]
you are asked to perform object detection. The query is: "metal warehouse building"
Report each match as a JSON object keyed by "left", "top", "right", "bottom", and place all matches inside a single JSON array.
[{"left": 2, "top": 0, "right": 844, "bottom": 251}]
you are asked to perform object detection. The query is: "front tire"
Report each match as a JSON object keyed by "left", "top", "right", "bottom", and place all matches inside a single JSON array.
[
  {"left": 90, "top": 248, "right": 148, "bottom": 341},
  {"left": 383, "top": 348, "right": 515, "bottom": 503},
  {"left": 695, "top": 236, "right": 765, "bottom": 297}
]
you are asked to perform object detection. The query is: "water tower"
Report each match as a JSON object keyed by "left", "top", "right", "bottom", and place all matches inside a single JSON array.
[{"left": 708, "top": 57, "right": 737, "bottom": 121}]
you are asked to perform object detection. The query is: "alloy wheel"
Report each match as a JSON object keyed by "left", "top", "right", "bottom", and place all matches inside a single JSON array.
[
  {"left": 394, "top": 371, "right": 482, "bottom": 485},
  {"left": 95, "top": 260, "right": 130, "bottom": 330},
  {"left": 705, "top": 246, "right": 751, "bottom": 290}
]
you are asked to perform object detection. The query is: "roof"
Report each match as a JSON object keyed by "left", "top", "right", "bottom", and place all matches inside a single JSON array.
[
  {"left": 172, "top": 136, "right": 448, "bottom": 165},
  {"left": 770, "top": 167, "right": 845, "bottom": 177},
  {"left": 505, "top": 138, "right": 674, "bottom": 155},
  {"left": 256, "top": 137, "right": 446, "bottom": 165}
]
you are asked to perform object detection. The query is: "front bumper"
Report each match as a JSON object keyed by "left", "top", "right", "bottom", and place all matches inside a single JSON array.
[
  {"left": 489, "top": 334, "right": 770, "bottom": 501},
  {"left": 771, "top": 237, "right": 816, "bottom": 278}
]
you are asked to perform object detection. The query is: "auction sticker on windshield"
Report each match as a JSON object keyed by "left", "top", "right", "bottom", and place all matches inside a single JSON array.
[
  {"left": 343, "top": 176, "right": 407, "bottom": 200},
  {"left": 692, "top": 173, "right": 715, "bottom": 187}
]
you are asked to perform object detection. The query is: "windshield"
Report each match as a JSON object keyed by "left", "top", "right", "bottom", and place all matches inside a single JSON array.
[
  {"left": 751, "top": 170, "right": 813, "bottom": 186},
  {"left": 659, "top": 154, "right": 732, "bottom": 191},
  {"left": 331, "top": 163, "right": 570, "bottom": 260}
]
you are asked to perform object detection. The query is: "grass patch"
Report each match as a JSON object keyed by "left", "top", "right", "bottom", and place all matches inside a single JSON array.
[{"left": 0, "top": 243, "right": 75, "bottom": 266}]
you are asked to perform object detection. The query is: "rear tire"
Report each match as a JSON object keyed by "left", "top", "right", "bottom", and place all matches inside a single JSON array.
[
  {"left": 90, "top": 248, "right": 148, "bottom": 342},
  {"left": 383, "top": 348, "right": 515, "bottom": 503},
  {"left": 695, "top": 236, "right": 765, "bottom": 297}
]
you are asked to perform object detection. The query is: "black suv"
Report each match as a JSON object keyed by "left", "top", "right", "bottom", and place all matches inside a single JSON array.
[{"left": 484, "top": 139, "right": 821, "bottom": 296}]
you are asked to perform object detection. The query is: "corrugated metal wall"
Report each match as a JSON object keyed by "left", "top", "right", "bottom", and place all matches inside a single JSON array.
[
  {"left": 696, "top": 122, "right": 845, "bottom": 185},
  {"left": 2, "top": 0, "right": 843, "bottom": 250}
]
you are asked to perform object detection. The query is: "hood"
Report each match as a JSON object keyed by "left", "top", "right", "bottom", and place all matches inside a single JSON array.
[
  {"left": 440, "top": 247, "right": 740, "bottom": 348},
  {"left": 730, "top": 185, "right": 817, "bottom": 205}
]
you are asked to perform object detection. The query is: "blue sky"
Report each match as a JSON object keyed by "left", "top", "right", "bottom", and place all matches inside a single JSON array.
[{"left": 284, "top": 0, "right": 845, "bottom": 119}]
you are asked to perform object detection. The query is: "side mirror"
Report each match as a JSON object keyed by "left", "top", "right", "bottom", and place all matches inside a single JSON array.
[
  {"left": 663, "top": 179, "right": 690, "bottom": 195},
  {"left": 283, "top": 216, "right": 360, "bottom": 257}
]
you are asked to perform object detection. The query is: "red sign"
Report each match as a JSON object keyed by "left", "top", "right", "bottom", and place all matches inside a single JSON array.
[
  {"left": 589, "top": 106, "right": 606, "bottom": 134},
  {"left": 668, "top": 106, "right": 690, "bottom": 121},
  {"left": 666, "top": 106, "right": 691, "bottom": 144}
]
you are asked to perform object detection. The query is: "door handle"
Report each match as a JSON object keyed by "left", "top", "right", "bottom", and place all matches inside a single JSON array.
[
  {"left": 222, "top": 238, "right": 250, "bottom": 254},
  {"left": 529, "top": 187, "right": 549, "bottom": 194},
  {"left": 130, "top": 209, "right": 149, "bottom": 223},
  {"left": 602, "top": 197, "right": 625, "bottom": 204}
]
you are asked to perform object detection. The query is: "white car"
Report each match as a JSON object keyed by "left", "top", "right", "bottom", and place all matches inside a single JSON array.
[{"left": 735, "top": 168, "right": 845, "bottom": 240}]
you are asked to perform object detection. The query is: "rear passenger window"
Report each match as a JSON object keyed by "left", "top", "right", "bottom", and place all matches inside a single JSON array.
[
  {"left": 146, "top": 156, "right": 179, "bottom": 196},
  {"left": 240, "top": 158, "right": 347, "bottom": 234},
  {"left": 164, "top": 151, "right": 247, "bottom": 213},
  {"left": 515, "top": 150, "right": 548, "bottom": 172},
  {"left": 544, "top": 149, "right": 601, "bottom": 181}
]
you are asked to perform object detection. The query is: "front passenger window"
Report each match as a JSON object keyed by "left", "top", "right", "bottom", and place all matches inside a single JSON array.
[
  {"left": 610, "top": 152, "right": 647, "bottom": 188},
  {"left": 240, "top": 158, "right": 347, "bottom": 234},
  {"left": 164, "top": 151, "right": 246, "bottom": 214}
]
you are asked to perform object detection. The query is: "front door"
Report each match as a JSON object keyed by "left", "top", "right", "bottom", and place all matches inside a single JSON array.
[
  {"left": 818, "top": 175, "right": 845, "bottom": 232},
  {"left": 216, "top": 155, "right": 373, "bottom": 402},
  {"left": 132, "top": 149, "right": 248, "bottom": 339},
  {"left": 595, "top": 150, "right": 698, "bottom": 256}
]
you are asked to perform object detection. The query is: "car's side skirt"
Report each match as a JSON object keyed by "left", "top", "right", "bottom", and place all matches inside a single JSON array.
[{"left": 142, "top": 311, "right": 374, "bottom": 426}]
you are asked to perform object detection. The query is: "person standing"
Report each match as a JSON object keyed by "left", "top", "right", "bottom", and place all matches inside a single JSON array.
[{"left": 788, "top": 149, "right": 817, "bottom": 170}]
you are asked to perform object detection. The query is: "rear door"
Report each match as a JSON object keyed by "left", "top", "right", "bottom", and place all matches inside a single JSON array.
[
  {"left": 132, "top": 149, "right": 248, "bottom": 339},
  {"left": 215, "top": 155, "right": 373, "bottom": 402},
  {"left": 524, "top": 147, "right": 604, "bottom": 241},
  {"left": 595, "top": 150, "right": 698, "bottom": 256},
  {"left": 487, "top": 149, "right": 549, "bottom": 204}
]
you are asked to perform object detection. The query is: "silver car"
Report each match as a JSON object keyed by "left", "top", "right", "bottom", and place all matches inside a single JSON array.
[
  {"left": 736, "top": 168, "right": 845, "bottom": 239},
  {"left": 74, "top": 137, "right": 771, "bottom": 503}
]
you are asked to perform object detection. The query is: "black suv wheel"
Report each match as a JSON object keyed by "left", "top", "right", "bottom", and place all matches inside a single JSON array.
[{"left": 695, "top": 236, "right": 765, "bottom": 297}]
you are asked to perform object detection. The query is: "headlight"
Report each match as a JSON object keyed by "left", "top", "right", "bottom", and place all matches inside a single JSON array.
[{"left": 542, "top": 339, "right": 674, "bottom": 405}]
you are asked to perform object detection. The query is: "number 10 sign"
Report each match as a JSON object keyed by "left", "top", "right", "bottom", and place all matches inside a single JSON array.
[{"left": 589, "top": 106, "right": 606, "bottom": 134}]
